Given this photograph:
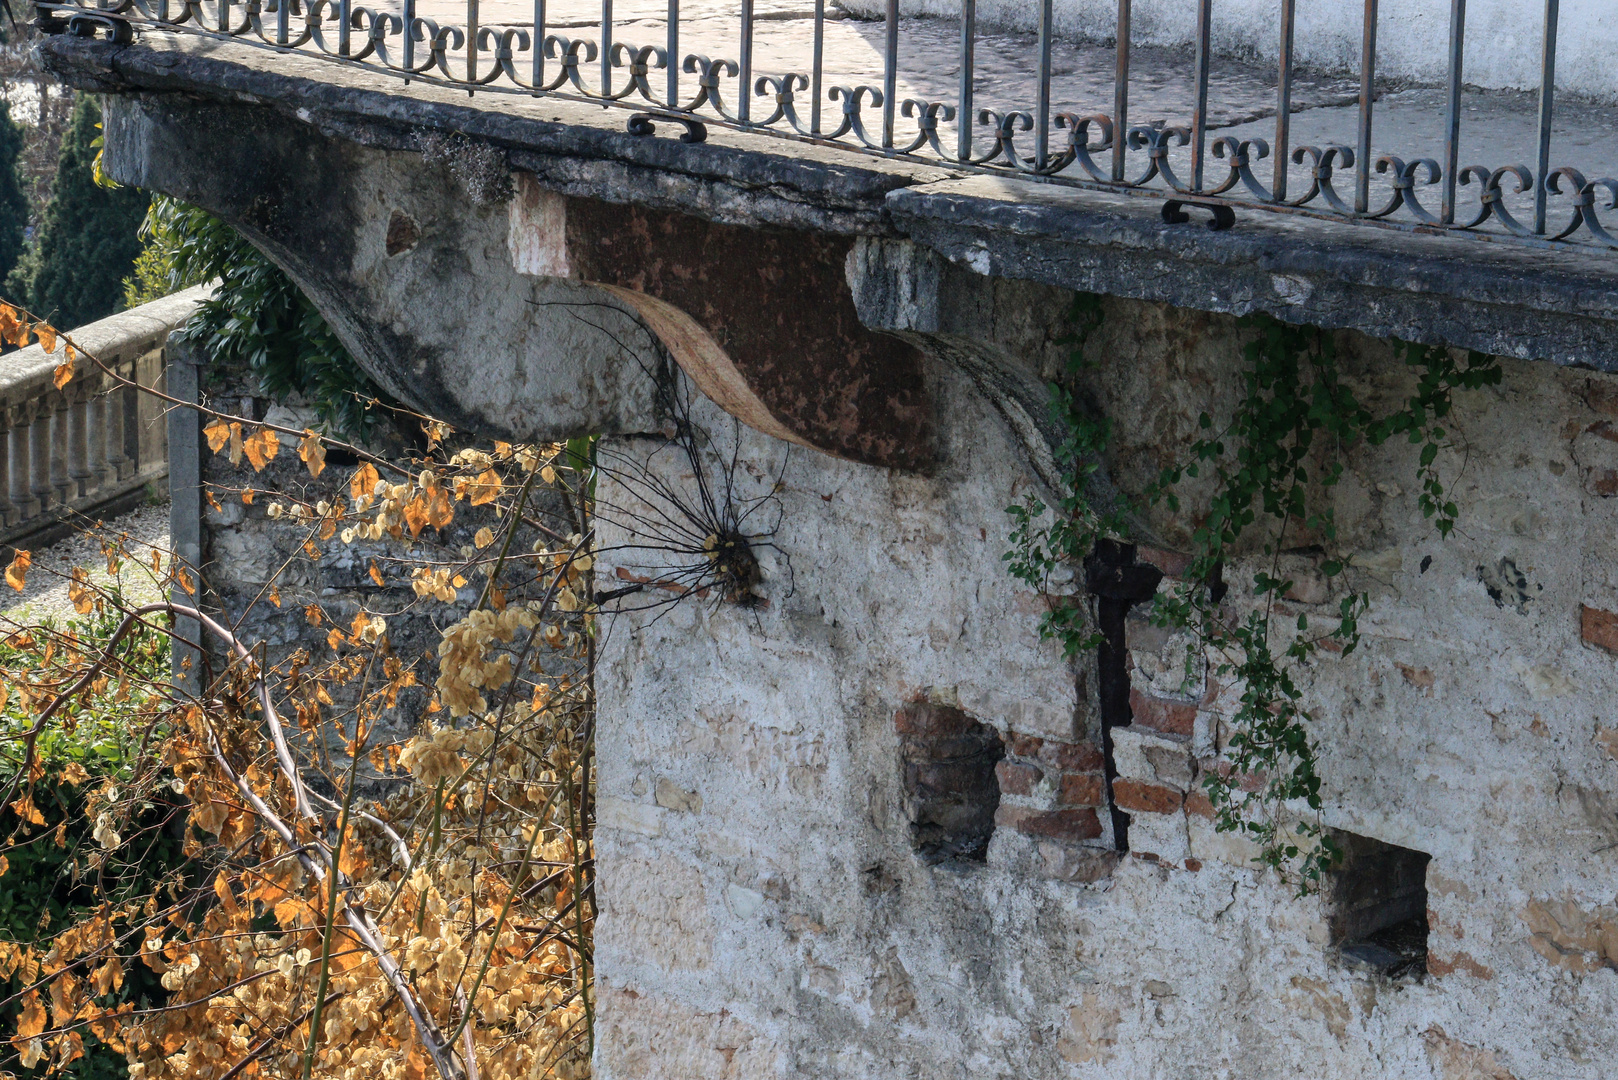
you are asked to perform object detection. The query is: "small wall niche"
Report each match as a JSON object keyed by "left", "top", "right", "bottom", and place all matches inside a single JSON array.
[
  {"left": 894, "top": 702, "right": 1005, "bottom": 864},
  {"left": 1325, "top": 830, "right": 1430, "bottom": 978}
]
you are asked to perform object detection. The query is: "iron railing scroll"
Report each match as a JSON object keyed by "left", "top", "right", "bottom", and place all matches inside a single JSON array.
[{"left": 39, "top": 0, "right": 1618, "bottom": 251}]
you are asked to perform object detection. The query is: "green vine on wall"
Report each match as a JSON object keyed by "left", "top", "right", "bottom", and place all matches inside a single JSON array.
[{"left": 1007, "top": 298, "right": 1501, "bottom": 892}]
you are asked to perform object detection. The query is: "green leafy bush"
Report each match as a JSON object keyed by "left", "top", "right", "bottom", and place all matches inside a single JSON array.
[{"left": 131, "top": 196, "right": 387, "bottom": 440}]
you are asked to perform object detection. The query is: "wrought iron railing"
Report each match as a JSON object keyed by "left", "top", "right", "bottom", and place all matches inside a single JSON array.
[{"left": 40, "top": 0, "right": 1618, "bottom": 251}]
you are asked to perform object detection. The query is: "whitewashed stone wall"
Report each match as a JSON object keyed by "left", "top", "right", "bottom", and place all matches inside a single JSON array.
[{"left": 592, "top": 295, "right": 1618, "bottom": 1079}]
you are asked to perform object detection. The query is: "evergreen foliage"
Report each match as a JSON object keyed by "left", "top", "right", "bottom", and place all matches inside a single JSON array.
[
  {"left": 138, "top": 196, "right": 387, "bottom": 439},
  {"left": 5, "top": 95, "right": 148, "bottom": 330},
  {"left": 0, "top": 100, "right": 26, "bottom": 294}
]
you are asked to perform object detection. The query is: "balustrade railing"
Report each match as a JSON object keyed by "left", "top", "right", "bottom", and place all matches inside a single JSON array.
[
  {"left": 39, "top": 0, "right": 1618, "bottom": 251},
  {"left": 0, "top": 287, "right": 206, "bottom": 549}
]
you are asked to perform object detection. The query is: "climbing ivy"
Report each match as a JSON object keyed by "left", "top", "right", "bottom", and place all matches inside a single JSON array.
[{"left": 1008, "top": 300, "right": 1501, "bottom": 892}]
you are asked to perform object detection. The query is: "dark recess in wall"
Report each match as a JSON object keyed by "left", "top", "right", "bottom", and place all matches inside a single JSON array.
[{"left": 1326, "top": 830, "right": 1430, "bottom": 978}]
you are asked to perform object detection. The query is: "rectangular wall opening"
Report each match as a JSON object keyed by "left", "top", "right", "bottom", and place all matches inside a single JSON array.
[{"left": 1325, "top": 830, "right": 1430, "bottom": 978}]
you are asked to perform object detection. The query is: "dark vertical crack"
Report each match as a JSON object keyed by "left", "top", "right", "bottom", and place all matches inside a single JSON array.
[{"left": 1085, "top": 539, "right": 1164, "bottom": 853}]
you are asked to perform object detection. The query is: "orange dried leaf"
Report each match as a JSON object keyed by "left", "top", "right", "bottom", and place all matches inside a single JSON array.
[
  {"left": 298, "top": 431, "right": 326, "bottom": 479},
  {"left": 241, "top": 488, "right": 255, "bottom": 505},
  {"left": 468, "top": 468, "right": 503, "bottom": 506},
  {"left": 204, "top": 419, "right": 231, "bottom": 453},
  {"left": 10, "top": 795, "right": 45, "bottom": 826},
  {"left": 402, "top": 494, "right": 429, "bottom": 538},
  {"left": 304, "top": 603, "right": 323, "bottom": 627},
  {"left": 350, "top": 462, "right": 380, "bottom": 501},
  {"left": 35, "top": 324, "right": 57, "bottom": 355},
  {"left": 368, "top": 561, "right": 384, "bottom": 587},
  {"left": 326, "top": 627, "right": 344, "bottom": 651},
  {"left": 68, "top": 568, "right": 92, "bottom": 615},
  {"left": 5, "top": 550, "right": 30, "bottom": 592},
  {"left": 242, "top": 428, "right": 279, "bottom": 471},
  {"left": 53, "top": 359, "right": 72, "bottom": 390}
]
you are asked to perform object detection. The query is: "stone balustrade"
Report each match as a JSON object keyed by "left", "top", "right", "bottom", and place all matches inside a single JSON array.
[{"left": 0, "top": 286, "right": 209, "bottom": 550}]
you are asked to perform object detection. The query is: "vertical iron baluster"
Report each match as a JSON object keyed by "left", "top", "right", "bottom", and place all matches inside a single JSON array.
[
  {"left": 739, "top": 0, "right": 754, "bottom": 123},
  {"left": 1441, "top": 0, "right": 1465, "bottom": 223},
  {"left": 403, "top": 0, "right": 416, "bottom": 71},
  {"left": 1355, "top": 0, "right": 1377, "bottom": 214},
  {"left": 218, "top": 0, "right": 230, "bottom": 34},
  {"left": 601, "top": 0, "right": 613, "bottom": 97},
  {"left": 812, "top": 0, "right": 826, "bottom": 133},
  {"left": 1113, "top": 0, "right": 1130, "bottom": 182},
  {"left": 1534, "top": 0, "right": 1559, "bottom": 234},
  {"left": 1273, "top": 0, "right": 1295, "bottom": 201},
  {"left": 1190, "top": 0, "right": 1212, "bottom": 191},
  {"left": 1036, "top": 0, "right": 1052, "bottom": 169},
  {"left": 535, "top": 0, "right": 546, "bottom": 88},
  {"left": 667, "top": 0, "right": 678, "bottom": 106},
  {"left": 339, "top": 0, "right": 351, "bottom": 55},
  {"left": 882, "top": 0, "right": 898, "bottom": 149},
  {"left": 275, "top": 0, "right": 288, "bottom": 45},
  {"left": 957, "top": 0, "right": 976, "bottom": 162},
  {"left": 467, "top": 0, "right": 479, "bottom": 83}
]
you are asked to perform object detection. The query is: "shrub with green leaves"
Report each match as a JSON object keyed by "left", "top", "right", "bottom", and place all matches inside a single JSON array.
[
  {"left": 0, "top": 99, "right": 27, "bottom": 294},
  {"left": 131, "top": 196, "right": 387, "bottom": 440}
]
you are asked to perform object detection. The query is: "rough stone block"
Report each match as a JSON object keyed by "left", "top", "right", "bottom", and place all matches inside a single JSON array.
[
  {"left": 894, "top": 701, "right": 978, "bottom": 738},
  {"left": 1057, "top": 773, "right": 1105, "bottom": 806},
  {"left": 1129, "top": 688, "right": 1197, "bottom": 737},
  {"left": 994, "top": 805, "right": 1103, "bottom": 842},
  {"left": 1038, "top": 842, "right": 1120, "bottom": 883},
  {"left": 1113, "top": 779, "right": 1184, "bottom": 815},
  {"left": 1037, "top": 739, "right": 1104, "bottom": 772},
  {"left": 994, "top": 760, "right": 1044, "bottom": 796},
  {"left": 1580, "top": 603, "right": 1618, "bottom": 654}
]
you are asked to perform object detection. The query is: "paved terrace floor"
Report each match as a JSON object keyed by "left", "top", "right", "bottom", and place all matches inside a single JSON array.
[{"left": 118, "top": 0, "right": 1618, "bottom": 233}]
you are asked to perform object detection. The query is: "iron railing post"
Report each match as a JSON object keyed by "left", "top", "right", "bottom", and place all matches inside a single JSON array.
[
  {"left": 957, "top": 0, "right": 976, "bottom": 162},
  {"left": 1274, "top": 0, "right": 1296, "bottom": 202},
  {"left": 881, "top": 0, "right": 898, "bottom": 150},
  {"left": 1112, "top": 0, "right": 1130, "bottom": 182},
  {"left": 1442, "top": 0, "right": 1465, "bottom": 224},
  {"left": 1535, "top": 0, "right": 1559, "bottom": 235},
  {"left": 1356, "top": 0, "right": 1378, "bottom": 215},
  {"left": 1190, "top": 0, "right": 1212, "bottom": 192}
]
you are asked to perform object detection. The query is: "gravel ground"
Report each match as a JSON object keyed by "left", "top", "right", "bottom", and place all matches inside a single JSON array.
[{"left": 0, "top": 500, "right": 173, "bottom": 626}]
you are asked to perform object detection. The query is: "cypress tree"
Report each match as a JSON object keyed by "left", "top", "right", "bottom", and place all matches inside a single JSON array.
[
  {"left": 0, "top": 99, "right": 25, "bottom": 293},
  {"left": 6, "top": 94, "right": 148, "bottom": 329}
]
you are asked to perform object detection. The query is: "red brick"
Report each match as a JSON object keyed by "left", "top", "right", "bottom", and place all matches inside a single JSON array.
[
  {"left": 1183, "top": 858, "right": 1203, "bottom": 872},
  {"left": 1184, "top": 792, "right": 1215, "bottom": 820},
  {"left": 1005, "top": 731, "right": 1045, "bottom": 757},
  {"left": 1112, "top": 779, "right": 1184, "bottom": 815},
  {"left": 1137, "top": 546, "right": 1193, "bottom": 579},
  {"left": 894, "top": 702, "right": 976, "bottom": 738},
  {"left": 1128, "top": 688, "right": 1197, "bottom": 737},
  {"left": 1037, "top": 739, "right": 1104, "bottom": 772},
  {"left": 1582, "top": 604, "right": 1618, "bottom": 654},
  {"left": 994, "top": 760, "right": 1044, "bottom": 796},
  {"left": 994, "top": 805, "right": 1102, "bottom": 842},
  {"left": 1057, "top": 773, "right": 1105, "bottom": 806}
]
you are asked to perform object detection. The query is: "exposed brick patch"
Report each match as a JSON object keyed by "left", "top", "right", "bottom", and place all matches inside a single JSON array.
[
  {"left": 895, "top": 702, "right": 979, "bottom": 738},
  {"left": 1136, "top": 546, "right": 1192, "bottom": 579},
  {"left": 1580, "top": 604, "right": 1618, "bottom": 654},
  {"left": 1006, "top": 731, "right": 1045, "bottom": 757},
  {"left": 1184, "top": 792, "right": 1215, "bottom": 820},
  {"left": 994, "top": 760, "right": 1043, "bottom": 796},
  {"left": 1057, "top": 773, "right": 1105, "bottom": 807},
  {"left": 1112, "top": 779, "right": 1184, "bottom": 815},
  {"left": 1128, "top": 688, "right": 1197, "bottom": 737},
  {"left": 896, "top": 703, "right": 1004, "bottom": 863},
  {"left": 1183, "top": 858, "right": 1203, "bottom": 872},
  {"left": 1037, "top": 740, "right": 1105, "bottom": 772},
  {"left": 994, "top": 805, "right": 1102, "bottom": 842},
  {"left": 1037, "top": 844, "right": 1120, "bottom": 883}
]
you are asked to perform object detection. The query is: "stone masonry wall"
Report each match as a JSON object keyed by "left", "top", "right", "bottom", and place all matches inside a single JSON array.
[{"left": 592, "top": 293, "right": 1618, "bottom": 1079}]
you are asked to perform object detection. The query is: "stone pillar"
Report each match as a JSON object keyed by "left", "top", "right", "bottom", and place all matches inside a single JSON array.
[
  {"left": 8, "top": 408, "right": 35, "bottom": 523},
  {"left": 88, "top": 386, "right": 109, "bottom": 494},
  {"left": 49, "top": 396, "right": 71, "bottom": 506},
  {"left": 29, "top": 405, "right": 53, "bottom": 514},
  {"left": 103, "top": 368, "right": 129, "bottom": 483},
  {"left": 68, "top": 391, "right": 92, "bottom": 499}
]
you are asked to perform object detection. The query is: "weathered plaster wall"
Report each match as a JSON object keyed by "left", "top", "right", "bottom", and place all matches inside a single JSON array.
[{"left": 592, "top": 295, "right": 1618, "bottom": 1078}]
